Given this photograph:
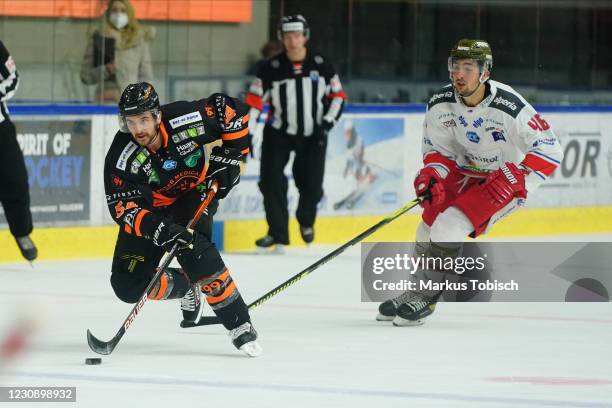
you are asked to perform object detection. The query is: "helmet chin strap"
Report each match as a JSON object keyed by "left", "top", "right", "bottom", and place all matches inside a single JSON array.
[{"left": 453, "top": 70, "right": 488, "bottom": 100}]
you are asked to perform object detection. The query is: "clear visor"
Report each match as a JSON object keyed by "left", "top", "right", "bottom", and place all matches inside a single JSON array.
[
  {"left": 118, "top": 109, "right": 160, "bottom": 133},
  {"left": 447, "top": 57, "right": 487, "bottom": 74}
]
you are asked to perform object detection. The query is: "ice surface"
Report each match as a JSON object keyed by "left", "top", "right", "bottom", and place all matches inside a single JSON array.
[{"left": 0, "top": 241, "right": 611, "bottom": 407}]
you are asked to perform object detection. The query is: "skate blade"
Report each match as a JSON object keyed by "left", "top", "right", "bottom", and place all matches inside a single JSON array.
[
  {"left": 255, "top": 245, "right": 285, "bottom": 255},
  {"left": 392, "top": 316, "right": 426, "bottom": 327},
  {"left": 376, "top": 313, "right": 395, "bottom": 321},
  {"left": 239, "top": 340, "right": 263, "bottom": 357}
]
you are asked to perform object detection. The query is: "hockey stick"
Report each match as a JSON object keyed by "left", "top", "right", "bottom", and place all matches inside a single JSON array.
[
  {"left": 181, "top": 197, "right": 422, "bottom": 328},
  {"left": 87, "top": 183, "right": 218, "bottom": 355}
]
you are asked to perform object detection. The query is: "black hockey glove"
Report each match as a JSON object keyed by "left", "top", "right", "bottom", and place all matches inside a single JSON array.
[
  {"left": 205, "top": 146, "right": 242, "bottom": 199},
  {"left": 152, "top": 219, "right": 194, "bottom": 252}
]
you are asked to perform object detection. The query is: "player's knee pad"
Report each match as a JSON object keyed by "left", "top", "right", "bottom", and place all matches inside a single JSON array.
[
  {"left": 176, "top": 232, "right": 225, "bottom": 282},
  {"left": 198, "top": 267, "right": 241, "bottom": 311},
  {"left": 147, "top": 267, "right": 190, "bottom": 301},
  {"left": 429, "top": 207, "right": 474, "bottom": 242}
]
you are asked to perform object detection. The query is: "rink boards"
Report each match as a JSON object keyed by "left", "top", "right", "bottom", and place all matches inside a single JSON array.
[{"left": 1, "top": 104, "right": 612, "bottom": 261}]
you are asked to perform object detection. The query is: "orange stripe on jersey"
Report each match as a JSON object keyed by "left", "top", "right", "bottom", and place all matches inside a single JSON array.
[
  {"left": 159, "top": 122, "right": 169, "bottom": 149},
  {"left": 241, "top": 147, "right": 250, "bottom": 155},
  {"left": 134, "top": 209, "right": 150, "bottom": 237},
  {"left": 124, "top": 224, "right": 132, "bottom": 234},
  {"left": 206, "top": 281, "right": 237, "bottom": 305},
  {"left": 521, "top": 153, "right": 557, "bottom": 176},
  {"left": 152, "top": 192, "right": 177, "bottom": 207},
  {"left": 222, "top": 128, "right": 248, "bottom": 141},
  {"left": 245, "top": 93, "right": 263, "bottom": 110}
]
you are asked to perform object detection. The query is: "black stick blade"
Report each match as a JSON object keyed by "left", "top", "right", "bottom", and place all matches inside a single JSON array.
[
  {"left": 87, "top": 329, "right": 117, "bottom": 355},
  {"left": 180, "top": 315, "right": 222, "bottom": 328}
]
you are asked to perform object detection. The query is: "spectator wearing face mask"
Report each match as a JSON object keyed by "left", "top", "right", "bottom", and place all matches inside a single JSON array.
[{"left": 80, "top": 0, "right": 154, "bottom": 102}]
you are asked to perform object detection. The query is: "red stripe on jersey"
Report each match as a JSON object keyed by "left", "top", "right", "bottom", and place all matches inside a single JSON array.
[
  {"left": 245, "top": 93, "right": 263, "bottom": 111},
  {"left": 327, "top": 90, "right": 347, "bottom": 100},
  {"left": 423, "top": 151, "right": 456, "bottom": 170},
  {"left": 521, "top": 153, "right": 557, "bottom": 176}
]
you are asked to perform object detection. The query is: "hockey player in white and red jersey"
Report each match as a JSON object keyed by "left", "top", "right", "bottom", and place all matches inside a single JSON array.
[{"left": 377, "top": 39, "right": 563, "bottom": 326}]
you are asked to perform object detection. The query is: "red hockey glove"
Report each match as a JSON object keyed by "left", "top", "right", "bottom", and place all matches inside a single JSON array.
[
  {"left": 482, "top": 162, "right": 528, "bottom": 205},
  {"left": 414, "top": 166, "right": 445, "bottom": 207}
]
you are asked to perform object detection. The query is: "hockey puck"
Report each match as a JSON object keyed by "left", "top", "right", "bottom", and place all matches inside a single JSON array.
[{"left": 85, "top": 358, "right": 102, "bottom": 365}]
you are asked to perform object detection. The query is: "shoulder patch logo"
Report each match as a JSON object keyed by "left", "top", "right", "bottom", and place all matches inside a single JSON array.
[{"left": 493, "top": 95, "right": 518, "bottom": 112}]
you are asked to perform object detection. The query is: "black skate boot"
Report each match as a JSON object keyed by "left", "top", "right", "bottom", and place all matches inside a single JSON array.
[
  {"left": 376, "top": 291, "right": 415, "bottom": 321},
  {"left": 15, "top": 236, "right": 37, "bottom": 262},
  {"left": 229, "top": 322, "right": 262, "bottom": 357},
  {"left": 299, "top": 226, "right": 314, "bottom": 244},
  {"left": 255, "top": 235, "right": 284, "bottom": 253},
  {"left": 180, "top": 283, "right": 204, "bottom": 324},
  {"left": 392, "top": 291, "right": 442, "bottom": 327}
]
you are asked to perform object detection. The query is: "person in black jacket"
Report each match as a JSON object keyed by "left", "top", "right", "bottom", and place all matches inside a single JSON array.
[
  {"left": 104, "top": 82, "right": 261, "bottom": 356},
  {"left": 0, "top": 40, "right": 37, "bottom": 261},
  {"left": 246, "top": 15, "right": 346, "bottom": 250}
]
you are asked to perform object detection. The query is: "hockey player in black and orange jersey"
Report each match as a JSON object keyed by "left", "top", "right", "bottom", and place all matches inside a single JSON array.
[{"left": 103, "top": 82, "right": 261, "bottom": 357}]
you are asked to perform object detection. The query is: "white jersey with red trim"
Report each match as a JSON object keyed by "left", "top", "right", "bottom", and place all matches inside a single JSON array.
[{"left": 422, "top": 80, "right": 563, "bottom": 193}]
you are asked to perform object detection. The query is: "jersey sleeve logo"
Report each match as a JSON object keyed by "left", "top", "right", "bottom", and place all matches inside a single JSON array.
[{"left": 116, "top": 141, "right": 138, "bottom": 170}]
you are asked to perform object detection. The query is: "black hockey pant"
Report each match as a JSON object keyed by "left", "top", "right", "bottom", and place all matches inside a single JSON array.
[
  {"left": 0, "top": 120, "right": 33, "bottom": 237},
  {"left": 110, "top": 191, "right": 249, "bottom": 330},
  {"left": 258, "top": 126, "right": 327, "bottom": 244}
]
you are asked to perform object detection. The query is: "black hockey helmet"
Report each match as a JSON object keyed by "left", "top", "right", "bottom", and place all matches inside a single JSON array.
[
  {"left": 118, "top": 82, "right": 160, "bottom": 132},
  {"left": 277, "top": 14, "right": 310, "bottom": 41}
]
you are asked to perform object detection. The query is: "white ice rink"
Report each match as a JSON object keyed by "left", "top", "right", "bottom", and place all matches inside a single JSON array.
[{"left": 1, "top": 244, "right": 611, "bottom": 407}]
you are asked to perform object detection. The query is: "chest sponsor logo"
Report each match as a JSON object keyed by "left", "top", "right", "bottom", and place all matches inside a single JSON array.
[
  {"left": 130, "top": 160, "right": 142, "bottom": 174},
  {"left": 492, "top": 130, "right": 506, "bottom": 142},
  {"left": 473, "top": 118, "right": 484, "bottom": 128},
  {"left": 442, "top": 119, "right": 457, "bottom": 128},
  {"left": 169, "top": 111, "right": 203, "bottom": 129},
  {"left": 465, "top": 152, "right": 500, "bottom": 164},
  {"left": 423, "top": 137, "right": 434, "bottom": 146},
  {"left": 162, "top": 160, "right": 178, "bottom": 171},
  {"left": 142, "top": 161, "right": 154, "bottom": 176},
  {"left": 466, "top": 131, "right": 480, "bottom": 143},
  {"left": 148, "top": 169, "right": 160, "bottom": 184},
  {"left": 176, "top": 141, "right": 198, "bottom": 156},
  {"left": 458, "top": 116, "right": 468, "bottom": 127},
  {"left": 187, "top": 126, "right": 205, "bottom": 138},
  {"left": 116, "top": 141, "right": 138, "bottom": 170},
  {"left": 184, "top": 149, "right": 203, "bottom": 168},
  {"left": 172, "top": 131, "right": 188, "bottom": 143},
  {"left": 111, "top": 174, "right": 125, "bottom": 189}
]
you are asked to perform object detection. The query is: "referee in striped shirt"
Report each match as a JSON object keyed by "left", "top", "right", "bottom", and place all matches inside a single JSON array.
[
  {"left": 246, "top": 15, "right": 346, "bottom": 250},
  {"left": 0, "top": 40, "right": 37, "bottom": 261}
]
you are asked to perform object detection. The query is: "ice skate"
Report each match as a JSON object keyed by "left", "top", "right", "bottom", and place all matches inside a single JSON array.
[
  {"left": 299, "top": 226, "right": 314, "bottom": 244},
  {"left": 376, "top": 291, "right": 415, "bottom": 321},
  {"left": 392, "top": 291, "right": 441, "bottom": 327},
  {"left": 255, "top": 235, "right": 285, "bottom": 254},
  {"left": 229, "top": 322, "right": 262, "bottom": 357},
  {"left": 15, "top": 235, "right": 37, "bottom": 262}
]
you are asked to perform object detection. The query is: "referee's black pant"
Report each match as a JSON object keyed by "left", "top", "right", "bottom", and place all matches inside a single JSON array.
[
  {"left": 0, "top": 120, "right": 33, "bottom": 237},
  {"left": 258, "top": 126, "right": 327, "bottom": 244}
]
